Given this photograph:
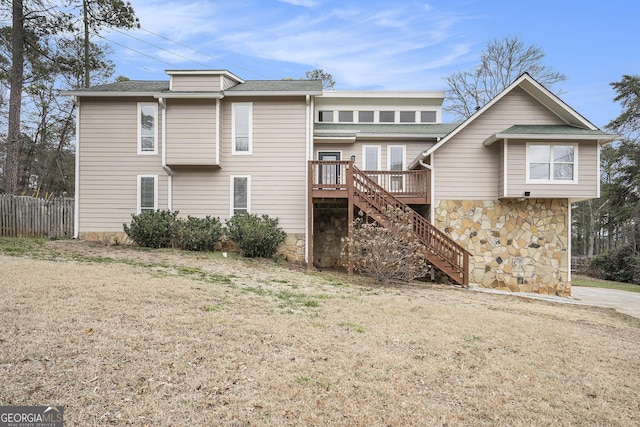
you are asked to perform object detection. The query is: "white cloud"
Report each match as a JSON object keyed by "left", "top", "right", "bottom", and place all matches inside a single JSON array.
[
  {"left": 278, "top": 0, "right": 318, "bottom": 7},
  {"left": 111, "top": 1, "right": 478, "bottom": 88}
]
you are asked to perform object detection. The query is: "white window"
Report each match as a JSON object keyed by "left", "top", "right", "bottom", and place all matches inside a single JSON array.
[
  {"left": 379, "top": 111, "right": 395, "bottom": 123},
  {"left": 138, "top": 103, "right": 157, "bottom": 154},
  {"left": 527, "top": 143, "right": 577, "bottom": 183},
  {"left": 230, "top": 175, "right": 251, "bottom": 216},
  {"left": 362, "top": 145, "right": 381, "bottom": 170},
  {"left": 232, "top": 103, "right": 252, "bottom": 155},
  {"left": 420, "top": 111, "right": 437, "bottom": 123},
  {"left": 358, "top": 111, "right": 374, "bottom": 122},
  {"left": 318, "top": 110, "right": 333, "bottom": 122},
  {"left": 388, "top": 146, "right": 406, "bottom": 191},
  {"left": 338, "top": 111, "right": 354, "bottom": 122},
  {"left": 137, "top": 175, "right": 158, "bottom": 214},
  {"left": 399, "top": 111, "right": 416, "bottom": 123}
]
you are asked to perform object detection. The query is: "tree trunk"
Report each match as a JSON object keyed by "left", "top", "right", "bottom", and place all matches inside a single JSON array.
[
  {"left": 4, "top": 0, "right": 25, "bottom": 194},
  {"left": 83, "top": 0, "right": 90, "bottom": 88}
]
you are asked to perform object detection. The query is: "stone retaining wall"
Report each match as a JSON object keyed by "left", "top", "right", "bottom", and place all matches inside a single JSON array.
[{"left": 434, "top": 199, "right": 570, "bottom": 296}]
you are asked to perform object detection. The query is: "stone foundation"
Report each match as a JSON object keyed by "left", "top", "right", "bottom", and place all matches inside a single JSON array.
[
  {"left": 434, "top": 199, "right": 571, "bottom": 296},
  {"left": 79, "top": 231, "right": 306, "bottom": 262},
  {"left": 313, "top": 208, "right": 348, "bottom": 268}
]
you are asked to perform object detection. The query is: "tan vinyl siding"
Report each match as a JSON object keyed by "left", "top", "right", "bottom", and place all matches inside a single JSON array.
[
  {"left": 505, "top": 140, "right": 598, "bottom": 199},
  {"left": 171, "top": 97, "right": 308, "bottom": 233},
  {"left": 222, "top": 76, "right": 239, "bottom": 90},
  {"left": 165, "top": 99, "right": 217, "bottom": 166},
  {"left": 170, "top": 74, "right": 221, "bottom": 91},
  {"left": 78, "top": 98, "right": 167, "bottom": 232},
  {"left": 434, "top": 87, "right": 565, "bottom": 200}
]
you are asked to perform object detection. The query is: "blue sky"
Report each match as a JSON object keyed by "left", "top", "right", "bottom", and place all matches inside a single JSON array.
[{"left": 104, "top": 0, "right": 639, "bottom": 128}]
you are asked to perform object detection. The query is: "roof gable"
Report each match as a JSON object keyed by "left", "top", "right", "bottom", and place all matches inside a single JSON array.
[{"left": 417, "top": 73, "right": 600, "bottom": 164}]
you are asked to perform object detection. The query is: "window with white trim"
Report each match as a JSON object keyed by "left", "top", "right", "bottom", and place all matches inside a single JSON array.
[
  {"left": 137, "top": 175, "right": 157, "bottom": 214},
  {"left": 231, "top": 175, "right": 251, "bottom": 216},
  {"left": 420, "top": 111, "right": 437, "bottom": 123},
  {"left": 388, "top": 145, "right": 406, "bottom": 191},
  {"left": 232, "top": 102, "right": 252, "bottom": 154},
  {"left": 379, "top": 111, "right": 395, "bottom": 123},
  {"left": 318, "top": 110, "right": 333, "bottom": 122},
  {"left": 363, "top": 145, "right": 381, "bottom": 170},
  {"left": 399, "top": 111, "right": 415, "bottom": 123},
  {"left": 358, "top": 111, "right": 374, "bottom": 122},
  {"left": 138, "top": 103, "right": 157, "bottom": 154},
  {"left": 527, "top": 143, "right": 577, "bottom": 182},
  {"left": 338, "top": 111, "right": 354, "bottom": 122}
]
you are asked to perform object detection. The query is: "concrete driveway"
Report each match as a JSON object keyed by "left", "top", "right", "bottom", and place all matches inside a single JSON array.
[
  {"left": 571, "top": 286, "right": 640, "bottom": 319},
  {"left": 470, "top": 284, "right": 640, "bottom": 319}
]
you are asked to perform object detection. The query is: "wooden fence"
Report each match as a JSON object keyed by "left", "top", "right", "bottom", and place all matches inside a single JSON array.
[{"left": 0, "top": 194, "right": 74, "bottom": 239}]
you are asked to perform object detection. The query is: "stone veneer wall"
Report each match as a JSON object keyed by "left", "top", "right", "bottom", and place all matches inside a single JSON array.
[
  {"left": 78, "top": 231, "right": 306, "bottom": 262},
  {"left": 434, "top": 199, "right": 570, "bottom": 296},
  {"left": 313, "top": 208, "right": 348, "bottom": 268}
]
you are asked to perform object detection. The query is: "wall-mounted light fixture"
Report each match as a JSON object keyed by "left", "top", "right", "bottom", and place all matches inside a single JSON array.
[{"left": 350, "top": 154, "right": 356, "bottom": 162}]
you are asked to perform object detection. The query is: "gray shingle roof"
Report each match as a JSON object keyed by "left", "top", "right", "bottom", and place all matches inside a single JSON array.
[
  {"left": 85, "top": 80, "right": 169, "bottom": 92},
  {"left": 225, "top": 80, "right": 322, "bottom": 92},
  {"left": 499, "top": 125, "right": 612, "bottom": 136}
]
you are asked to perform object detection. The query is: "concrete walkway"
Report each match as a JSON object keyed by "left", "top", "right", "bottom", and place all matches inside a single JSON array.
[{"left": 469, "top": 284, "right": 640, "bottom": 319}]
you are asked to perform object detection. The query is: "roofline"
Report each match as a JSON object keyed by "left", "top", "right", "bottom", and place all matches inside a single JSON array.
[
  {"left": 320, "top": 90, "right": 445, "bottom": 99},
  {"left": 154, "top": 93, "right": 223, "bottom": 99},
  {"left": 484, "top": 132, "right": 619, "bottom": 146},
  {"left": 412, "top": 73, "right": 602, "bottom": 167},
  {"left": 60, "top": 90, "right": 164, "bottom": 97},
  {"left": 165, "top": 69, "right": 245, "bottom": 84},
  {"left": 224, "top": 90, "right": 323, "bottom": 97}
]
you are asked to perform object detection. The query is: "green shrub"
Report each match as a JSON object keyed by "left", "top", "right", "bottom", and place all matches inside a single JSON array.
[
  {"left": 590, "top": 245, "right": 640, "bottom": 285},
  {"left": 176, "top": 216, "right": 224, "bottom": 251},
  {"left": 226, "top": 213, "right": 287, "bottom": 258},
  {"left": 123, "top": 210, "right": 179, "bottom": 248}
]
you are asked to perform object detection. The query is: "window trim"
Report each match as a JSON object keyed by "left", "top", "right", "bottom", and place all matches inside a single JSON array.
[
  {"left": 137, "top": 174, "right": 158, "bottom": 214},
  {"left": 137, "top": 102, "right": 158, "bottom": 155},
  {"left": 232, "top": 102, "right": 253, "bottom": 155},
  {"left": 387, "top": 145, "right": 406, "bottom": 171},
  {"left": 362, "top": 145, "right": 381, "bottom": 170},
  {"left": 526, "top": 142, "right": 578, "bottom": 184},
  {"left": 230, "top": 175, "right": 251, "bottom": 216}
]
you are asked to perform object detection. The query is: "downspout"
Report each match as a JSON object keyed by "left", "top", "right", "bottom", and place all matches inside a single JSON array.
[
  {"left": 73, "top": 96, "right": 80, "bottom": 239},
  {"left": 159, "top": 97, "right": 172, "bottom": 211}
]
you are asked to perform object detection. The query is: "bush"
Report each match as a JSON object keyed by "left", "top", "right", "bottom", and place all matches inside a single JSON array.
[
  {"left": 123, "top": 210, "right": 179, "bottom": 248},
  {"left": 590, "top": 245, "right": 640, "bottom": 285},
  {"left": 226, "top": 213, "right": 287, "bottom": 258},
  {"left": 342, "top": 206, "right": 429, "bottom": 283},
  {"left": 176, "top": 216, "right": 224, "bottom": 251}
]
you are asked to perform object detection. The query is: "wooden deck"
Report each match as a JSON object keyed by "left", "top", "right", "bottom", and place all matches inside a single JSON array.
[{"left": 309, "top": 160, "right": 430, "bottom": 205}]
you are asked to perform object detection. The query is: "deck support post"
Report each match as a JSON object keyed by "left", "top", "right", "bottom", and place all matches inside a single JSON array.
[
  {"left": 307, "top": 160, "right": 314, "bottom": 272},
  {"left": 347, "top": 160, "right": 354, "bottom": 276}
]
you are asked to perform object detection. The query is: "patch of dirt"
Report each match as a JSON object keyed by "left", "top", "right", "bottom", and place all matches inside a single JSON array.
[{"left": 1, "top": 240, "right": 639, "bottom": 426}]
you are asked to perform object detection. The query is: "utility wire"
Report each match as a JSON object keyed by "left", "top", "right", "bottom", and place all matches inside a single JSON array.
[
  {"left": 137, "top": 26, "right": 272, "bottom": 79},
  {"left": 108, "top": 27, "right": 212, "bottom": 69},
  {"left": 95, "top": 33, "right": 181, "bottom": 69}
]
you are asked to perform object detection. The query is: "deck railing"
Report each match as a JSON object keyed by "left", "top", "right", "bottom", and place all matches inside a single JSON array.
[{"left": 310, "top": 161, "right": 430, "bottom": 201}]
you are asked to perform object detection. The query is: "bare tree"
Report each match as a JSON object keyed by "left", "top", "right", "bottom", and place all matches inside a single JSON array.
[
  {"left": 444, "top": 36, "right": 567, "bottom": 121},
  {"left": 305, "top": 69, "right": 335, "bottom": 90}
]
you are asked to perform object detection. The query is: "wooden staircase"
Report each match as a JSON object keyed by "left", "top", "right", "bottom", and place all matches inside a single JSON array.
[{"left": 349, "top": 165, "right": 470, "bottom": 286}]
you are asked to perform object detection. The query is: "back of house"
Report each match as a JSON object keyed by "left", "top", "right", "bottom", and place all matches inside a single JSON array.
[{"left": 65, "top": 70, "right": 616, "bottom": 295}]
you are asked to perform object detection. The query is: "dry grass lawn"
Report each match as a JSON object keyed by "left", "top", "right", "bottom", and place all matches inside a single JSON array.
[{"left": 1, "top": 239, "right": 639, "bottom": 426}]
